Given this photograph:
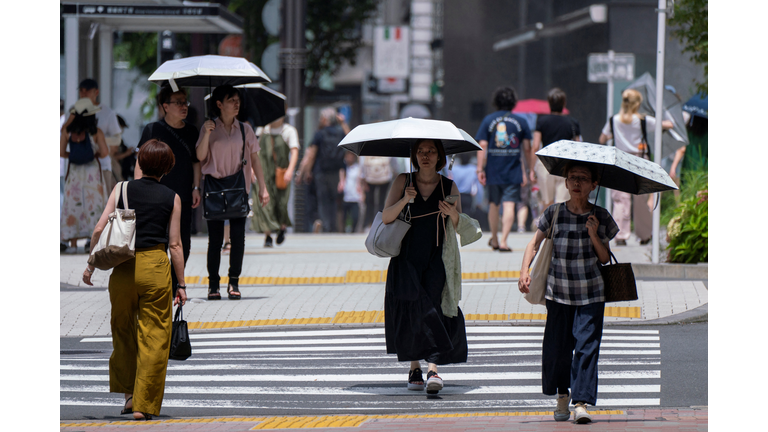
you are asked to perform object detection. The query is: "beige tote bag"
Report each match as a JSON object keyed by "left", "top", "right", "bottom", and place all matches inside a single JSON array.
[
  {"left": 87, "top": 182, "right": 136, "bottom": 270},
  {"left": 525, "top": 203, "right": 561, "bottom": 305}
]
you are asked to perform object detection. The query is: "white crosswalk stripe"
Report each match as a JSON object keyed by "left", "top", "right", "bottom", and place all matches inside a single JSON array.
[{"left": 60, "top": 326, "right": 661, "bottom": 413}]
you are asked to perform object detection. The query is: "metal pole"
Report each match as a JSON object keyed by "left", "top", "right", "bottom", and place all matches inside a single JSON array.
[
  {"left": 605, "top": 50, "right": 614, "bottom": 213},
  {"left": 65, "top": 16, "right": 80, "bottom": 111},
  {"left": 652, "top": 0, "right": 667, "bottom": 264}
]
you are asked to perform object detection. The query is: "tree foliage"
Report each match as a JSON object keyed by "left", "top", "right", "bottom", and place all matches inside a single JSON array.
[
  {"left": 228, "top": 0, "right": 277, "bottom": 64},
  {"left": 304, "top": 0, "right": 379, "bottom": 90},
  {"left": 669, "top": 0, "right": 708, "bottom": 95}
]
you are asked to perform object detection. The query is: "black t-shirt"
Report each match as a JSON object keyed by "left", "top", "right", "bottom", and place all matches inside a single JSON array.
[
  {"left": 117, "top": 178, "right": 177, "bottom": 249},
  {"left": 535, "top": 114, "right": 581, "bottom": 147},
  {"left": 310, "top": 125, "right": 346, "bottom": 173},
  {"left": 137, "top": 119, "right": 199, "bottom": 203}
]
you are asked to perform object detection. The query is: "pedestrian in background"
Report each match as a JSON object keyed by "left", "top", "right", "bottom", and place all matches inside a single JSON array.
[
  {"left": 475, "top": 86, "right": 532, "bottom": 252},
  {"left": 518, "top": 162, "right": 619, "bottom": 424},
  {"left": 196, "top": 85, "right": 269, "bottom": 300},
  {"left": 82, "top": 139, "right": 188, "bottom": 421},
  {"left": 60, "top": 98, "right": 110, "bottom": 251},
  {"left": 62, "top": 79, "right": 123, "bottom": 197},
  {"left": 381, "top": 139, "right": 468, "bottom": 395},
  {"left": 137, "top": 84, "right": 201, "bottom": 296},
  {"left": 296, "top": 107, "right": 348, "bottom": 232},
  {"left": 598, "top": 89, "right": 672, "bottom": 245},
  {"left": 530, "top": 88, "right": 581, "bottom": 212},
  {"left": 360, "top": 156, "right": 394, "bottom": 230},
  {"left": 251, "top": 114, "right": 300, "bottom": 246},
  {"left": 339, "top": 152, "right": 363, "bottom": 232}
]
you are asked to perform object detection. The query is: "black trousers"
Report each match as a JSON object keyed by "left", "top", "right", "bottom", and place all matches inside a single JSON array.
[
  {"left": 542, "top": 299, "right": 605, "bottom": 405},
  {"left": 206, "top": 216, "right": 246, "bottom": 289},
  {"left": 364, "top": 182, "right": 390, "bottom": 228},
  {"left": 170, "top": 201, "right": 192, "bottom": 297},
  {"left": 315, "top": 170, "right": 341, "bottom": 232}
]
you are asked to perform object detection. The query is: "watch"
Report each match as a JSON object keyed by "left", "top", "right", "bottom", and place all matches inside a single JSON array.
[
  {"left": 193, "top": 186, "right": 200, "bottom": 191},
  {"left": 176, "top": 282, "right": 186, "bottom": 290}
]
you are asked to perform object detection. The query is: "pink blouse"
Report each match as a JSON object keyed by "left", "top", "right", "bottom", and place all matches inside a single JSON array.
[{"left": 196, "top": 118, "right": 260, "bottom": 193}]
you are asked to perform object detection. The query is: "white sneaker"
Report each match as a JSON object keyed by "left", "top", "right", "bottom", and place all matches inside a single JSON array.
[
  {"left": 554, "top": 391, "right": 570, "bottom": 421},
  {"left": 574, "top": 402, "right": 592, "bottom": 424}
]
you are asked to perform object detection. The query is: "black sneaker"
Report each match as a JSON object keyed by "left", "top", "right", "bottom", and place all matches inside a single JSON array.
[
  {"left": 264, "top": 235, "right": 273, "bottom": 248},
  {"left": 276, "top": 229, "right": 286, "bottom": 245},
  {"left": 407, "top": 368, "right": 424, "bottom": 391},
  {"left": 426, "top": 370, "right": 443, "bottom": 394}
]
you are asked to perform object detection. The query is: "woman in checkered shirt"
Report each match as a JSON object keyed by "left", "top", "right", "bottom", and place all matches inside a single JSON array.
[{"left": 518, "top": 162, "right": 619, "bottom": 424}]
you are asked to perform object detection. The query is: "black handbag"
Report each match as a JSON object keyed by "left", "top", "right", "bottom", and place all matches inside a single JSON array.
[
  {"left": 599, "top": 252, "right": 638, "bottom": 302},
  {"left": 169, "top": 305, "right": 192, "bottom": 361},
  {"left": 203, "top": 121, "right": 250, "bottom": 220}
]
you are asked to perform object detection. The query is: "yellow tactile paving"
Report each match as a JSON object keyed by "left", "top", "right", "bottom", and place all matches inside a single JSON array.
[
  {"left": 187, "top": 270, "right": 533, "bottom": 286},
  {"left": 184, "top": 306, "right": 641, "bottom": 330},
  {"left": 61, "top": 411, "right": 626, "bottom": 429}
]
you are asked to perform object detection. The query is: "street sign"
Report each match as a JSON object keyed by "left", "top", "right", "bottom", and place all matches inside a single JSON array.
[
  {"left": 588, "top": 52, "right": 635, "bottom": 83},
  {"left": 373, "top": 26, "right": 410, "bottom": 79}
]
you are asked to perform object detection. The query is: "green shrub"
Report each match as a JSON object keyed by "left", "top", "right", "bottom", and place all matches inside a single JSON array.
[{"left": 665, "top": 169, "right": 708, "bottom": 263}]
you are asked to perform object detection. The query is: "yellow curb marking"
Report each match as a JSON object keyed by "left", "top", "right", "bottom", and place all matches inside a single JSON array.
[
  {"left": 186, "top": 307, "right": 641, "bottom": 329},
  {"left": 59, "top": 411, "right": 626, "bottom": 429},
  {"left": 188, "top": 270, "right": 530, "bottom": 286}
]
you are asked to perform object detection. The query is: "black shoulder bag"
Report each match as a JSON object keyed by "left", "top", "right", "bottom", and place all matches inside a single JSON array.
[
  {"left": 169, "top": 305, "right": 192, "bottom": 361},
  {"left": 203, "top": 121, "right": 251, "bottom": 220}
]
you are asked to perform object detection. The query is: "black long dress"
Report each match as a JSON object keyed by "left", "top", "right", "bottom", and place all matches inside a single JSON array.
[{"left": 384, "top": 174, "right": 468, "bottom": 365}]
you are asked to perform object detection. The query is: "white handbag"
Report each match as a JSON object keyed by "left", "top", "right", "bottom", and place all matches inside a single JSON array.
[
  {"left": 525, "top": 203, "right": 561, "bottom": 305},
  {"left": 87, "top": 182, "right": 137, "bottom": 270},
  {"left": 365, "top": 210, "right": 411, "bottom": 258}
]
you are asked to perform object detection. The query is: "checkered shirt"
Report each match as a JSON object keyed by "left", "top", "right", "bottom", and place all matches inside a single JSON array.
[{"left": 537, "top": 202, "right": 620, "bottom": 306}]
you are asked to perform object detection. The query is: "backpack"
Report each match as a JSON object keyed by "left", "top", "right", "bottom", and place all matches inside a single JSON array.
[
  {"left": 362, "top": 157, "right": 392, "bottom": 184},
  {"left": 69, "top": 133, "right": 96, "bottom": 165},
  {"left": 316, "top": 126, "right": 346, "bottom": 172},
  {"left": 610, "top": 115, "right": 650, "bottom": 159}
]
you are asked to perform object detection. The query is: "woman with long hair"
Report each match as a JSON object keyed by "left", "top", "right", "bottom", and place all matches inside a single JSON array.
[
  {"left": 82, "top": 140, "right": 188, "bottom": 420},
  {"left": 381, "top": 138, "right": 468, "bottom": 395},
  {"left": 196, "top": 85, "right": 269, "bottom": 300},
  {"left": 598, "top": 89, "right": 672, "bottom": 245},
  {"left": 60, "top": 98, "right": 110, "bottom": 250}
]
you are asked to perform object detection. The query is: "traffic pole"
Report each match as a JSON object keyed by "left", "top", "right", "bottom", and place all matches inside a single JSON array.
[
  {"left": 652, "top": 0, "right": 667, "bottom": 264},
  {"left": 605, "top": 50, "right": 614, "bottom": 214}
]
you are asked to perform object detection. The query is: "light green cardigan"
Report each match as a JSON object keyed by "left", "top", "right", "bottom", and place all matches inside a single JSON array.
[{"left": 441, "top": 213, "right": 482, "bottom": 317}]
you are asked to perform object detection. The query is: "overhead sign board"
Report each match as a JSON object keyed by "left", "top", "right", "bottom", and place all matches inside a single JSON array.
[
  {"left": 373, "top": 26, "right": 410, "bottom": 79},
  {"left": 588, "top": 53, "right": 635, "bottom": 83}
]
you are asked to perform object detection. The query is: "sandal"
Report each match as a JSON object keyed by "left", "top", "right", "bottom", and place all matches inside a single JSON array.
[
  {"left": 407, "top": 368, "right": 425, "bottom": 391},
  {"left": 276, "top": 229, "right": 286, "bottom": 245},
  {"left": 227, "top": 278, "right": 241, "bottom": 300},
  {"left": 221, "top": 241, "right": 231, "bottom": 255},
  {"left": 488, "top": 239, "right": 499, "bottom": 251},
  {"left": 120, "top": 396, "right": 133, "bottom": 415},
  {"left": 208, "top": 278, "right": 221, "bottom": 300},
  {"left": 133, "top": 412, "right": 153, "bottom": 421}
]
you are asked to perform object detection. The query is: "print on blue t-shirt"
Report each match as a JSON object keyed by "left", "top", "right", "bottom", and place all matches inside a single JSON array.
[{"left": 475, "top": 110, "right": 532, "bottom": 185}]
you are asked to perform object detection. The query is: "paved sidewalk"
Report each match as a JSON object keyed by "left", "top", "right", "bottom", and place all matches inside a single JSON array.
[
  {"left": 61, "top": 232, "right": 708, "bottom": 337},
  {"left": 60, "top": 407, "right": 708, "bottom": 431}
]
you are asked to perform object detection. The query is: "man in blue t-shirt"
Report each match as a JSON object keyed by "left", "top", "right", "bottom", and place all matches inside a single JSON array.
[{"left": 475, "top": 86, "right": 532, "bottom": 252}]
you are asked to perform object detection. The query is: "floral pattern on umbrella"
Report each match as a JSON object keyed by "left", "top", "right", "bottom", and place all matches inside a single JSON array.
[{"left": 536, "top": 140, "right": 677, "bottom": 195}]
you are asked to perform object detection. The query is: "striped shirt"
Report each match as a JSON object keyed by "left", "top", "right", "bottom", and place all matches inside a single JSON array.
[{"left": 537, "top": 203, "right": 619, "bottom": 305}]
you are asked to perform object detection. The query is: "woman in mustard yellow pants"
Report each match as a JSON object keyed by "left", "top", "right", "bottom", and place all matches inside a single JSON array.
[{"left": 83, "top": 140, "right": 188, "bottom": 420}]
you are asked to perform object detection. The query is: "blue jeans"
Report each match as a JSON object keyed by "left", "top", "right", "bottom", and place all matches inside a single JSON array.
[{"left": 541, "top": 299, "right": 605, "bottom": 405}]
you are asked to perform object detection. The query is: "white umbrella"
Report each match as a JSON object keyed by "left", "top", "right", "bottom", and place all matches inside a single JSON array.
[
  {"left": 338, "top": 117, "right": 481, "bottom": 157},
  {"left": 148, "top": 55, "right": 271, "bottom": 92},
  {"left": 536, "top": 140, "right": 677, "bottom": 195}
]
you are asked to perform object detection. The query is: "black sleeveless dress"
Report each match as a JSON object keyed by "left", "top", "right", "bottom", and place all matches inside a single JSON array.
[{"left": 384, "top": 174, "right": 468, "bottom": 365}]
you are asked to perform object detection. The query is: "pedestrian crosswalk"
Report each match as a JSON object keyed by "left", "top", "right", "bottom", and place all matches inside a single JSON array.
[{"left": 60, "top": 326, "right": 661, "bottom": 415}]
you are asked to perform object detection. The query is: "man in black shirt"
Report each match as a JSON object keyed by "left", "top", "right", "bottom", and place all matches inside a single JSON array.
[
  {"left": 530, "top": 88, "right": 581, "bottom": 209},
  {"left": 136, "top": 85, "right": 202, "bottom": 293}
]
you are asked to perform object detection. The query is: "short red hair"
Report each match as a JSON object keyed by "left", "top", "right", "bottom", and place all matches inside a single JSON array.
[{"left": 138, "top": 139, "right": 175, "bottom": 177}]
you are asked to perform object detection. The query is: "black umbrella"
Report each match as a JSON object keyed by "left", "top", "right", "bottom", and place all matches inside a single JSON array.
[{"left": 236, "top": 84, "right": 287, "bottom": 127}]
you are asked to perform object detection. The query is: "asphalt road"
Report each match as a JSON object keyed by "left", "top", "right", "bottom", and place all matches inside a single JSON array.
[{"left": 60, "top": 322, "right": 707, "bottom": 421}]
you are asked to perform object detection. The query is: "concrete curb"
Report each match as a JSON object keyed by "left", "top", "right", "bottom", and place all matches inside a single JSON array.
[
  {"left": 631, "top": 263, "right": 708, "bottom": 279},
  {"left": 610, "top": 303, "right": 708, "bottom": 326}
]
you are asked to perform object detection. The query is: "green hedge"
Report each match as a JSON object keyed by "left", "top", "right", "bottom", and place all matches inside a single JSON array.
[{"left": 665, "top": 169, "right": 708, "bottom": 263}]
